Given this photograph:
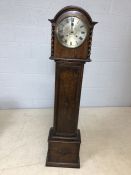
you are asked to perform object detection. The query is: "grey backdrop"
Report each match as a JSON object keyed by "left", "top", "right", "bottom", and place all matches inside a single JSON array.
[{"left": 0, "top": 0, "right": 131, "bottom": 109}]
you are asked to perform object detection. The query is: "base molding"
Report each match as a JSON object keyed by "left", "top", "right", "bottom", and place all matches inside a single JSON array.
[
  {"left": 46, "top": 158, "right": 80, "bottom": 168},
  {"left": 46, "top": 127, "right": 81, "bottom": 168}
]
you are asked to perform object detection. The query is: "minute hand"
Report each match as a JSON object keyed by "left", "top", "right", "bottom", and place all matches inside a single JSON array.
[{"left": 71, "top": 23, "right": 74, "bottom": 33}]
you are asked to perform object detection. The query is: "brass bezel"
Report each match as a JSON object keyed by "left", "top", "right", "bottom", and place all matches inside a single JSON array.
[{"left": 55, "top": 11, "right": 91, "bottom": 49}]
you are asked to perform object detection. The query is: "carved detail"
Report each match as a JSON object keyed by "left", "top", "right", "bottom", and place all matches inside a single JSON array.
[
  {"left": 87, "top": 27, "right": 94, "bottom": 58},
  {"left": 51, "top": 23, "right": 55, "bottom": 56}
]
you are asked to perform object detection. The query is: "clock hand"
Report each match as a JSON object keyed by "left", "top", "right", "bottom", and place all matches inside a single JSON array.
[{"left": 71, "top": 22, "right": 74, "bottom": 33}]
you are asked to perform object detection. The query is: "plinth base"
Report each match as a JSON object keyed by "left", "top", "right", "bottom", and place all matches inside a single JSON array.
[{"left": 46, "top": 127, "right": 81, "bottom": 168}]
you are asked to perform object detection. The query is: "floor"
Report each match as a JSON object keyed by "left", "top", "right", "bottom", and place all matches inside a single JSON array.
[{"left": 0, "top": 107, "right": 131, "bottom": 175}]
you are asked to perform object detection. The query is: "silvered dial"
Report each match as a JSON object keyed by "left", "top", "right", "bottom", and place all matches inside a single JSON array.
[{"left": 56, "top": 16, "right": 87, "bottom": 48}]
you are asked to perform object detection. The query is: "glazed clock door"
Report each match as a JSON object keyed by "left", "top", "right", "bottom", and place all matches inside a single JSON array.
[{"left": 56, "top": 16, "right": 88, "bottom": 48}]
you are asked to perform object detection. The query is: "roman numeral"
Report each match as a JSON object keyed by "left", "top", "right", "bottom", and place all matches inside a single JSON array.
[
  {"left": 80, "top": 25, "right": 84, "bottom": 28},
  {"left": 70, "top": 42, "right": 72, "bottom": 46},
  {"left": 79, "top": 37, "right": 83, "bottom": 40},
  {"left": 71, "top": 17, "right": 74, "bottom": 22},
  {"left": 81, "top": 31, "right": 85, "bottom": 34},
  {"left": 66, "top": 18, "right": 69, "bottom": 23}
]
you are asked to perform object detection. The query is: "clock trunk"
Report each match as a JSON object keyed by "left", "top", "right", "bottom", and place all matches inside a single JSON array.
[{"left": 53, "top": 61, "right": 84, "bottom": 136}]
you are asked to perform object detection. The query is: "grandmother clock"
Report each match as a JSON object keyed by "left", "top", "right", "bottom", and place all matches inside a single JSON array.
[{"left": 46, "top": 6, "right": 97, "bottom": 168}]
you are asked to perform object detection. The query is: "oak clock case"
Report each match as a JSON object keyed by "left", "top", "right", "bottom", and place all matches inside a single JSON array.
[{"left": 46, "top": 6, "right": 97, "bottom": 168}]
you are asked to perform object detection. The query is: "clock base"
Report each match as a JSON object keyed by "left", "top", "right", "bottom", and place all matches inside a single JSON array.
[
  {"left": 46, "top": 157, "right": 80, "bottom": 168},
  {"left": 46, "top": 127, "right": 81, "bottom": 168}
]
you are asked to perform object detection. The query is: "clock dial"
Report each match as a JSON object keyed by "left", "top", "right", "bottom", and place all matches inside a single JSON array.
[{"left": 56, "top": 16, "right": 87, "bottom": 48}]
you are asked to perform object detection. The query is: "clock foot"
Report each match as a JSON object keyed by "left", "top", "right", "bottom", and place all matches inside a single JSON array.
[{"left": 46, "top": 127, "right": 81, "bottom": 168}]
